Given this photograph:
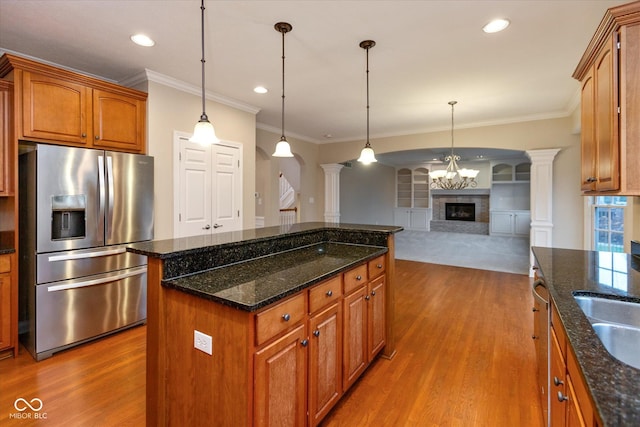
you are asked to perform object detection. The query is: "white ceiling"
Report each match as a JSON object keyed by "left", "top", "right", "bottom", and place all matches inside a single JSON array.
[{"left": 0, "top": 0, "right": 625, "bottom": 151}]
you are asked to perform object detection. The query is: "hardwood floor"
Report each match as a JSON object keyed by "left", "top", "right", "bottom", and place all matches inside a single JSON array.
[{"left": 0, "top": 260, "right": 542, "bottom": 426}]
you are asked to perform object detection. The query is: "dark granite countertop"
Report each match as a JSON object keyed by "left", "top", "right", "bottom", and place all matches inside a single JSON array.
[
  {"left": 532, "top": 247, "right": 640, "bottom": 427},
  {"left": 163, "top": 242, "right": 387, "bottom": 311},
  {"left": 128, "top": 222, "right": 401, "bottom": 260}
]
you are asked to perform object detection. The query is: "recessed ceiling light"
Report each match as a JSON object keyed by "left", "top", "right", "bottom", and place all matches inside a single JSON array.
[
  {"left": 254, "top": 86, "right": 268, "bottom": 94},
  {"left": 130, "top": 34, "right": 155, "bottom": 47},
  {"left": 483, "top": 18, "right": 510, "bottom": 34}
]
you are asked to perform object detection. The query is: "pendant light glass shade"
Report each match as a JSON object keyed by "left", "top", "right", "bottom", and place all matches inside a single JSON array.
[
  {"left": 190, "top": 115, "right": 219, "bottom": 145},
  {"left": 357, "top": 143, "right": 377, "bottom": 164},
  {"left": 272, "top": 22, "right": 294, "bottom": 158},
  {"left": 190, "top": 0, "right": 219, "bottom": 145},
  {"left": 273, "top": 137, "right": 294, "bottom": 157},
  {"left": 357, "top": 40, "right": 377, "bottom": 164}
]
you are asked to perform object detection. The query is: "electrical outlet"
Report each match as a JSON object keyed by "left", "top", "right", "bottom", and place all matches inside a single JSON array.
[{"left": 194, "top": 330, "right": 213, "bottom": 355}]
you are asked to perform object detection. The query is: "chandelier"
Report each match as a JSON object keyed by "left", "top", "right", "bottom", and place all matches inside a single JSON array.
[{"left": 429, "top": 101, "right": 479, "bottom": 190}]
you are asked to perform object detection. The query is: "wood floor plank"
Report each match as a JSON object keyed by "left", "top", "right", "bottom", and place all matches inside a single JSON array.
[{"left": 0, "top": 260, "right": 542, "bottom": 426}]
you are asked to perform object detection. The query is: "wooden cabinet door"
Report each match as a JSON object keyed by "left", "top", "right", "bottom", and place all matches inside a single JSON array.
[
  {"left": 92, "top": 89, "right": 145, "bottom": 152},
  {"left": 0, "top": 81, "right": 9, "bottom": 195},
  {"left": 566, "top": 375, "right": 587, "bottom": 427},
  {"left": 342, "top": 286, "right": 367, "bottom": 390},
  {"left": 308, "top": 302, "right": 342, "bottom": 426},
  {"left": 254, "top": 324, "right": 307, "bottom": 427},
  {"left": 0, "top": 272, "right": 11, "bottom": 350},
  {"left": 594, "top": 34, "right": 619, "bottom": 192},
  {"left": 581, "top": 67, "right": 597, "bottom": 191},
  {"left": 367, "top": 275, "right": 385, "bottom": 360},
  {"left": 550, "top": 328, "right": 567, "bottom": 427},
  {"left": 22, "top": 71, "right": 91, "bottom": 144}
]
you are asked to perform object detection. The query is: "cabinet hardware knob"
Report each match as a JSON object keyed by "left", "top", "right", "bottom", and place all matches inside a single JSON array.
[
  {"left": 371, "top": 290, "right": 376, "bottom": 296},
  {"left": 532, "top": 335, "right": 538, "bottom": 339},
  {"left": 356, "top": 275, "right": 362, "bottom": 281},
  {"left": 554, "top": 376, "right": 564, "bottom": 386},
  {"left": 557, "top": 392, "right": 568, "bottom": 402},
  {"left": 282, "top": 314, "right": 290, "bottom": 321},
  {"left": 202, "top": 224, "right": 211, "bottom": 230},
  {"left": 377, "top": 264, "right": 382, "bottom": 269},
  {"left": 586, "top": 177, "right": 597, "bottom": 183},
  {"left": 313, "top": 330, "right": 320, "bottom": 337},
  {"left": 532, "top": 307, "right": 539, "bottom": 312},
  {"left": 95, "top": 135, "right": 100, "bottom": 140},
  {"left": 301, "top": 339, "right": 308, "bottom": 347},
  {"left": 365, "top": 295, "right": 371, "bottom": 301},
  {"left": 82, "top": 133, "right": 87, "bottom": 138},
  {"left": 326, "top": 290, "right": 333, "bottom": 297}
]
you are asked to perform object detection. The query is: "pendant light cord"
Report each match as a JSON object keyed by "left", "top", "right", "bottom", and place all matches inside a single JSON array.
[
  {"left": 365, "top": 46, "right": 370, "bottom": 147},
  {"left": 449, "top": 100, "right": 457, "bottom": 157},
  {"left": 281, "top": 28, "right": 286, "bottom": 140},
  {"left": 199, "top": 0, "right": 207, "bottom": 120}
]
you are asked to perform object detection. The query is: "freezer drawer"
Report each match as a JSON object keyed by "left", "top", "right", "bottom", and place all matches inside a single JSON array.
[
  {"left": 33, "top": 266, "right": 147, "bottom": 360},
  {"left": 36, "top": 245, "right": 147, "bottom": 284}
]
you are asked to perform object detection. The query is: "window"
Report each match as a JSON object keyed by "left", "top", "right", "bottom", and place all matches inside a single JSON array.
[{"left": 593, "top": 196, "right": 627, "bottom": 252}]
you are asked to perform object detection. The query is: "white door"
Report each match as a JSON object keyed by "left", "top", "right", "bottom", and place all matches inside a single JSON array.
[
  {"left": 174, "top": 132, "right": 243, "bottom": 238},
  {"left": 211, "top": 144, "right": 242, "bottom": 233}
]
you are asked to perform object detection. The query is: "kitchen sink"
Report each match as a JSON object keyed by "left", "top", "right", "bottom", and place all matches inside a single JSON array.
[
  {"left": 591, "top": 323, "right": 640, "bottom": 370},
  {"left": 574, "top": 295, "right": 640, "bottom": 369},
  {"left": 574, "top": 295, "right": 640, "bottom": 328}
]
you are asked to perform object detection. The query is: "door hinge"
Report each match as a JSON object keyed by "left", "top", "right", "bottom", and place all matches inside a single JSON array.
[
  {"left": 617, "top": 41, "right": 621, "bottom": 49},
  {"left": 237, "top": 160, "right": 240, "bottom": 168},
  {"left": 237, "top": 210, "right": 240, "bottom": 217},
  {"left": 179, "top": 213, "right": 182, "bottom": 222},
  {"left": 618, "top": 106, "right": 621, "bottom": 114},
  {"left": 179, "top": 152, "right": 182, "bottom": 161}
]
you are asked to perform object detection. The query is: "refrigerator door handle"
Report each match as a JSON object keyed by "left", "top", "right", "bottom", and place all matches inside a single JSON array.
[
  {"left": 106, "top": 155, "right": 115, "bottom": 240},
  {"left": 47, "top": 266, "right": 147, "bottom": 292},
  {"left": 97, "top": 155, "right": 106, "bottom": 239},
  {"left": 47, "top": 247, "right": 127, "bottom": 262}
]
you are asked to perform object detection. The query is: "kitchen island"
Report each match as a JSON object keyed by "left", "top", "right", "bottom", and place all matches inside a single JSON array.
[
  {"left": 532, "top": 247, "right": 640, "bottom": 426},
  {"left": 128, "top": 222, "right": 402, "bottom": 426}
]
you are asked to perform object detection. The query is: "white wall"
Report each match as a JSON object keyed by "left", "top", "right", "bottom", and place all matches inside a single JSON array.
[
  {"left": 339, "top": 161, "right": 395, "bottom": 225},
  {"left": 146, "top": 80, "right": 256, "bottom": 239}
]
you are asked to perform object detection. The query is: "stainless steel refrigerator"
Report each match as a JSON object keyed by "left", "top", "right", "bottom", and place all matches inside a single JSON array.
[{"left": 19, "top": 143, "right": 154, "bottom": 360}]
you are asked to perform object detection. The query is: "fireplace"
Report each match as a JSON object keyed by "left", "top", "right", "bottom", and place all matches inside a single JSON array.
[{"left": 445, "top": 203, "right": 475, "bottom": 221}]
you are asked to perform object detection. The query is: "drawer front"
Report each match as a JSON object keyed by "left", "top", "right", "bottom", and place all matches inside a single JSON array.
[
  {"left": 309, "top": 275, "right": 342, "bottom": 314},
  {"left": 343, "top": 264, "right": 368, "bottom": 295},
  {"left": 368, "top": 255, "right": 385, "bottom": 279},
  {"left": 255, "top": 293, "right": 306, "bottom": 346},
  {"left": 0, "top": 255, "right": 10, "bottom": 274}
]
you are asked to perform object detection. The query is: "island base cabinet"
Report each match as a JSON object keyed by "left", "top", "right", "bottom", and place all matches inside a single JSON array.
[
  {"left": 308, "top": 302, "right": 342, "bottom": 426},
  {"left": 343, "top": 286, "right": 368, "bottom": 390},
  {"left": 254, "top": 324, "right": 308, "bottom": 427}
]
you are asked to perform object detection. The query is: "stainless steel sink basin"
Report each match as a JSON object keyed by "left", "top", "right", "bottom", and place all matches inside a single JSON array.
[
  {"left": 591, "top": 323, "right": 640, "bottom": 370},
  {"left": 573, "top": 295, "right": 640, "bottom": 369},
  {"left": 574, "top": 295, "right": 640, "bottom": 328}
]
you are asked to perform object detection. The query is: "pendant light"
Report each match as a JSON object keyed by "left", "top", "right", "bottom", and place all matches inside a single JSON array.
[
  {"left": 357, "top": 40, "right": 377, "bottom": 164},
  {"left": 272, "top": 22, "right": 294, "bottom": 157},
  {"left": 189, "top": 0, "right": 219, "bottom": 145}
]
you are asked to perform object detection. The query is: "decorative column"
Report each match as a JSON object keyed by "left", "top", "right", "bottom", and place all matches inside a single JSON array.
[
  {"left": 321, "top": 163, "right": 344, "bottom": 223},
  {"left": 526, "top": 148, "right": 561, "bottom": 276}
]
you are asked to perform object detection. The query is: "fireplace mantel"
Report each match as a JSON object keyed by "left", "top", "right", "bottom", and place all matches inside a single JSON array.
[{"left": 431, "top": 188, "right": 490, "bottom": 196}]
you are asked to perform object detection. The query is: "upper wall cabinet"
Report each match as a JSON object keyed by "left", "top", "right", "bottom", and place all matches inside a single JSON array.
[
  {"left": 396, "top": 167, "right": 430, "bottom": 208},
  {"left": 0, "top": 80, "right": 12, "bottom": 196},
  {"left": 491, "top": 161, "right": 530, "bottom": 183},
  {"left": 573, "top": 2, "right": 640, "bottom": 194},
  {"left": 0, "top": 54, "right": 147, "bottom": 154}
]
